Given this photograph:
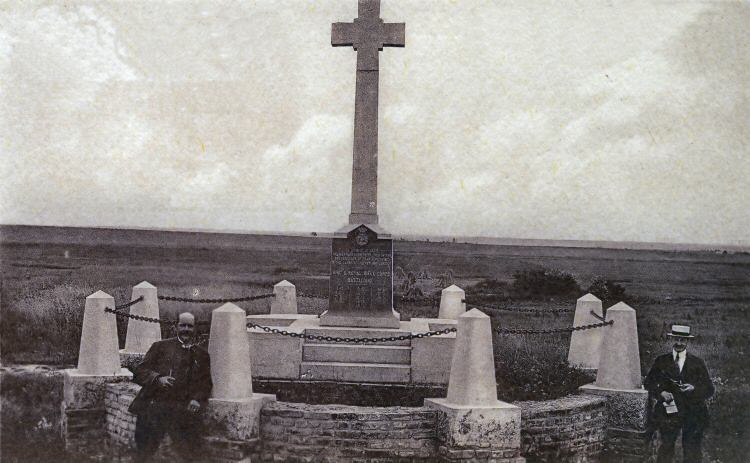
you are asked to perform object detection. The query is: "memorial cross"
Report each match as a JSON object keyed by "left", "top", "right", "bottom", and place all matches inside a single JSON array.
[{"left": 332, "top": 0, "right": 404, "bottom": 225}]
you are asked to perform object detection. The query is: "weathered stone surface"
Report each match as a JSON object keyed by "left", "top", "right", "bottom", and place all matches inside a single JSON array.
[
  {"left": 323, "top": 225, "right": 399, "bottom": 328},
  {"left": 446, "top": 309, "right": 497, "bottom": 406},
  {"left": 578, "top": 384, "right": 649, "bottom": 431},
  {"left": 270, "top": 280, "right": 298, "bottom": 315},
  {"left": 567, "top": 293, "right": 603, "bottom": 369},
  {"left": 438, "top": 285, "right": 466, "bottom": 320},
  {"left": 206, "top": 394, "right": 276, "bottom": 441},
  {"left": 595, "top": 302, "right": 642, "bottom": 390},
  {"left": 209, "top": 303, "right": 253, "bottom": 400},
  {"left": 425, "top": 398, "right": 522, "bottom": 449},
  {"left": 63, "top": 368, "right": 132, "bottom": 409},
  {"left": 78, "top": 290, "right": 122, "bottom": 375},
  {"left": 331, "top": 0, "right": 405, "bottom": 224}
]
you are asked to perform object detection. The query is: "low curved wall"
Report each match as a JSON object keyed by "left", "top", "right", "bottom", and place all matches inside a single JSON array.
[
  {"left": 100, "top": 383, "right": 607, "bottom": 462},
  {"left": 518, "top": 395, "right": 607, "bottom": 462}
]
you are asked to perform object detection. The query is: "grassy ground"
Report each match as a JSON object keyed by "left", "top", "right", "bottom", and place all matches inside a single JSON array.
[{"left": 1, "top": 229, "right": 749, "bottom": 461}]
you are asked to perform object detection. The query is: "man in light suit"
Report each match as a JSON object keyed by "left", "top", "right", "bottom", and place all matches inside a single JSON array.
[{"left": 645, "top": 325, "right": 714, "bottom": 463}]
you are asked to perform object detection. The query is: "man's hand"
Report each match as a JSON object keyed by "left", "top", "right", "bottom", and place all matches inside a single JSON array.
[
  {"left": 660, "top": 391, "right": 674, "bottom": 402},
  {"left": 157, "top": 376, "right": 175, "bottom": 389},
  {"left": 187, "top": 400, "right": 201, "bottom": 413},
  {"left": 679, "top": 383, "right": 695, "bottom": 393}
]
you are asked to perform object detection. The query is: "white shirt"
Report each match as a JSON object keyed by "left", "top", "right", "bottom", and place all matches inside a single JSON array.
[{"left": 673, "top": 349, "right": 686, "bottom": 372}]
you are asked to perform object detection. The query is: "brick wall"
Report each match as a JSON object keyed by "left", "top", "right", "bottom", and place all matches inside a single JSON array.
[
  {"left": 259, "top": 402, "right": 437, "bottom": 462},
  {"left": 518, "top": 394, "right": 607, "bottom": 462},
  {"left": 104, "top": 383, "right": 140, "bottom": 449},
  {"left": 97, "top": 383, "right": 610, "bottom": 462}
]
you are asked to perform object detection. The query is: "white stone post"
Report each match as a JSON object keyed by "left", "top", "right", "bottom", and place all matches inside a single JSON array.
[
  {"left": 567, "top": 293, "right": 604, "bottom": 369},
  {"left": 438, "top": 284, "right": 466, "bottom": 320},
  {"left": 62, "top": 291, "right": 131, "bottom": 452},
  {"left": 580, "top": 302, "right": 651, "bottom": 461},
  {"left": 270, "top": 280, "right": 297, "bottom": 314},
  {"left": 123, "top": 281, "right": 161, "bottom": 354},
  {"left": 78, "top": 290, "right": 126, "bottom": 375},
  {"left": 425, "top": 309, "right": 522, "bottom": 461},
  {"left": 206, "top": 303, "right": 275, "bottom": 442}
]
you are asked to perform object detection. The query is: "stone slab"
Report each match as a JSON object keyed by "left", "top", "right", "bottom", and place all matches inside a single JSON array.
[
  {"left": 63, "top": 369, "right": 133, "bottom": 409},
  {"left": 247, "top": 330, "right": 303, "bottom": 380},
  {"left": 206, "top": 394, "right": 276, "bottom": 441},
  {"left": 579, "top": 384, "right": 649, "bottom": 431},
  {"left": 411, "top": 330, "right": 455, "bottom": 386},
  {"left": 425, "top": 398, "right": 522, "bottom": 449},
  {"left": 300, "top": 361, "right": 410, "bottom": 383},
  {"left": 302, "top": 343, "right": 411, "bottom": 364},
  {"left": 319, "top": 311, "right": 401, "bottom": 329}
]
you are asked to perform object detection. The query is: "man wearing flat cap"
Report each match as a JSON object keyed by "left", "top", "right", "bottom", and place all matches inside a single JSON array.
[
  {"left": 645, "top": 325, "right": 714, "bottom": 463},
  {"left": 129, "top": 312, "right": 212, "bottom": 462}
]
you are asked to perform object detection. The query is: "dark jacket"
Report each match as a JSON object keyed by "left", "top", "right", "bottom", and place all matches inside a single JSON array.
[
  {"left": 644, "top": 352, "right": 714, "bottom": 428},
  {"left": 128, "top": 338, "right": 212, "bottom": 416}
]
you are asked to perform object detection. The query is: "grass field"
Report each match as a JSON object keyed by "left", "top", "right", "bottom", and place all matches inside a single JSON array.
[{"left": 1, "top": 225, "right": 748, "bottom": 461}]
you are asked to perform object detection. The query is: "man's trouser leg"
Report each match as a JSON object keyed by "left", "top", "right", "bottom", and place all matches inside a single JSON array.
[
  {"left": 134, "top": 406, "right": 167, "bottom": 463},
  {"left": 682, "top": 421, "right": 704, "bottom": 463},
  {"left": 656, "top": 425, "right": 680, "bottom": 463},
  {"left": 168, "top": 408, "right": 203, "bottom": 462}
]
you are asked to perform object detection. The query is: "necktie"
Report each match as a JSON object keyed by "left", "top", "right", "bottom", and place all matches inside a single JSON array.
[{"left": 674, "top": 354, "right": 681, "bottom": 373}]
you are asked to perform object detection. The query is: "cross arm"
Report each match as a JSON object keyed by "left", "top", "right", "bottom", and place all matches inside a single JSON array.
[
  {"left": 332, "top": 22, "right": 355, "bottom": 46},
  {"left": 381, "top": 22, "right": 405, "bottom": 48}
]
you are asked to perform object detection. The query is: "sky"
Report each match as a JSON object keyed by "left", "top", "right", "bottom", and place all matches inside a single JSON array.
[{"left": 1, "top": 0, "right": 748, "bottom": 245}]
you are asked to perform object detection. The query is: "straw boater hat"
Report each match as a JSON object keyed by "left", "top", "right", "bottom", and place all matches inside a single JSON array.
[{"left": 667, "top": 324, "right": 695, "bottom": 339}]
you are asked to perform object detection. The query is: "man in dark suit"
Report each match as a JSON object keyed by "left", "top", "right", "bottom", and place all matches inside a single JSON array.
[
  {"left": 645, "top": 324, "right": 714, "bottom": 463},
  {"left": 129, "top": 312, "right": 212, "bottom": 462}
]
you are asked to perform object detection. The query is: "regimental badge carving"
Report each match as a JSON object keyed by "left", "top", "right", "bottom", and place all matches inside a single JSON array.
[{"left": 355, "top": 226, "right": 369, "bottom": 246}]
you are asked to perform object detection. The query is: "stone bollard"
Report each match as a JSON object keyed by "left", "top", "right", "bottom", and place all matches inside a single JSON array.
[
  {"left": 205, "top": 303, "right": 275, "bottom": 447},
  {"left": 580, "top": 302, "right": 652, "bottom": 462},
  {"left": 123, "top": 281, "right": 161, "bottom": 354},
  {"left": 438, "top": 284, "right": 466, "bottom": 320},
  {"left": 62, "top": 291, "right": 132, "bottom": 453},
  {"left": 270, "top": 280, "right": 297, "bottom": 314},
  {"left": 567, "top": 293, "right": 604, "bottom": 369},
  {"left": 425, "top": 309, "right": 523, "bottom": 462}
]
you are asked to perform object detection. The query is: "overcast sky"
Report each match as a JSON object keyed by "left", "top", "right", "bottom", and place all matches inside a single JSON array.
[{"left": 1, "top": 0, "right": 748, "bottom": 245}]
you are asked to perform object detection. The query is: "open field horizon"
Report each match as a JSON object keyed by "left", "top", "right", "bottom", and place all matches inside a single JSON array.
[{"left": 2, "top": 224, "right": 748, "bottom": 253}]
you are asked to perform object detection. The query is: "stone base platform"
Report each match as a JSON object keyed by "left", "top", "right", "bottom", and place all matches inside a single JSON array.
[{"left": 247, "top": 314, "right": 457, "bottom": 386}]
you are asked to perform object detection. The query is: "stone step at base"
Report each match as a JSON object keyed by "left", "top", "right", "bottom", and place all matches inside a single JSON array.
[
  {"left": 303, "top": 328, "right": 411, "bottom": 346},
  {"left": 303, "top": 344, "right": 411, "bottom": 364},
  {"left": 300, "top": 362, "right": 411, "bottom": 384}
]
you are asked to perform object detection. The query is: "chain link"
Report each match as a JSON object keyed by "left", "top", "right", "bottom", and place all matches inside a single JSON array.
[
  {"left": 464, "top": 300, "right": 575, "bottom": 314},
  {"left": 158, "top": 293, "right": 274, "bottom": 303},
  {"left": 495, "top": 320, "right": 613, "bottom": 335},
  {"left": 246, "top": 322, "right": 456, "bottom": 343},
  {"left": 114, "top": 296, "right": 144, "bottom": 310}
]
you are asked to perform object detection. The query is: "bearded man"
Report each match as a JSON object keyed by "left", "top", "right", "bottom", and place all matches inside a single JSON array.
[{"left": 128, "top": 312, "right": 212, "bottom": 462}]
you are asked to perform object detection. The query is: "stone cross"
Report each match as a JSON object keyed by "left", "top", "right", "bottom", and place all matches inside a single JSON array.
[{"left": 332, "top": 0, "right": 405, "bottom": 225}]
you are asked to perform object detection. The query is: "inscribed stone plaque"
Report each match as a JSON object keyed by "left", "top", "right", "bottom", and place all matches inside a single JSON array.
[{"left": 322, "top": 225, "right": 399, "bottom": 328}]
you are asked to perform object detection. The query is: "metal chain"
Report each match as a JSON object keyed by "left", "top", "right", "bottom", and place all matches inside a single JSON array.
[
  {"left": 158, "top": 293, "right": 274, "bottom": 303},
  {"left": 495, "top": 320, "right": 613, "bottom": 335},
  {"left": 464, "top": 300, "right": 575, "bottom": 314},
  {"left": 114, "top": 296, "right": 144, "bottom": 310},
  {"left": 246, "top": 322, "right": 456, "bottom": 343}
]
